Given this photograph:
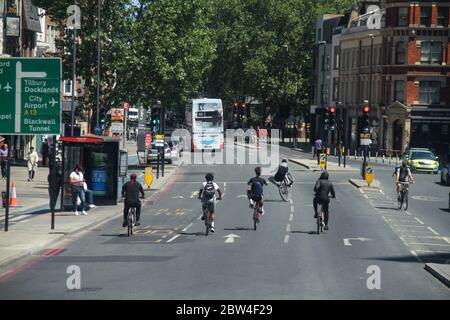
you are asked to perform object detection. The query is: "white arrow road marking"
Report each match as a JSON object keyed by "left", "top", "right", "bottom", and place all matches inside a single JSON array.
[
  {"left": 343, "top": 237, "right": 372, "bottom": 246},
  {"left": 172, "top": 196, "right": 184, "bottom": 199},
  {"left": 237, "top": 195, "right": 247, "bottom": 198},
  {"left": 223, "top": 234, "right": 240, "bottom": 243}
]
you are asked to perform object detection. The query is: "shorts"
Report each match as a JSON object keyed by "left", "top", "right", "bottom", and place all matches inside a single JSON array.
[
  {"left": 250, "top": 195, "right": 263, "bottom": 202},
  {"left": 202, "top": 200, "right": 215, "bottom": 212}
]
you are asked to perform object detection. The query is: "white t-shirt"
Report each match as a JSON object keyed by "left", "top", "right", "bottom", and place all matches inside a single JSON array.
[
  {"left": 202, "top": 181, "right": 220, "bottom": 201},
  {"left": 70, "top": 171, "right": 84, "bottom": 186}
]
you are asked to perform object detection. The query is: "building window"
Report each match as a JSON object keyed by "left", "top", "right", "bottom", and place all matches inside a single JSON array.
[
  {"left": 437, "top": 7, "right": 448, "bottom": 27},
  {"left": 419, "top": 81, "right": 440, "bottom": 104},
  {"left": 395, "top": 42, "right": 406, "bottom": 64},
  {"left": 397, "top": 7, "right": 408, "bottom": 26},
  {"left": 64, "top": 79, "right": 72, "bottom": 96},
  {"left": 394, "top": 80, "right": 405, "bottom": 102},
  {"left": 332, "top": 78, "right": 339, "bottom": 101},
  {"left": 333, "top": 46, "right": 339, "bottom": 70},
  {"left": 420, "top": 7, "right": 431, "bottom": 26},
  {"left": 420, "top": 41, "right": 442, "bottom": 64}
]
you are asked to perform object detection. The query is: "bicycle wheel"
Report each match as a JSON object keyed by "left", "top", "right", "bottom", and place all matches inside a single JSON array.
[
  {"left": 398, "top": 192, "right": 403, "bottom": 210},
  {"left": 403, "top": 192, "right": 408, "bottom": 211},
  {"left": 279, "top": 183, "right": 289, "bottom": 202},
  {"left": 316, "top": 205, "right": 321, "bottom": 234}
]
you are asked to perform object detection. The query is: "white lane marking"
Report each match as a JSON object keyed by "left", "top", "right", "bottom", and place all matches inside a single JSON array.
[
  {"left": 405, "top": 211, "right": 411, "bottom": 216},
  {"left": 443, "top": 238, "right": 450, "bottom": 245},
  {"left": 413, "top": 217, "right": 424, "bottom": 225},
  {"left": 359, "top": 189, "right": 364, "bottom": 194},
  {"left": 289, "top": 199, "right": 293, "bottom": 204},
  {"left": 182, "top": 223, "right": 193, "bottom": 232},
  {"left": 380, "top": 190, "right": 385, "bottom": 195},
  {"left": 408, "top": 242, "right": 450, "bottom": 247},
  {"left": 286, "top": 224, "right": 291, "bottom": 232},
  {"left": 390, "top": 224, "right": 426, "bottom": 228},
  {"left": 393, "top": 229, "right": 434, "bottom": 234},
  {"left": 167, "top": 234, "right": 180, "bottom": 243},
  {"left": 410, "top": 250, "right": 423, "bottom": 262},
  {"left": 284, "top": 235, "right": 290, "bottom": 243},
  {"left": 427, "top": 226, "right": 439, "bottom": 235},
  {"left": 398, "top": 236, "right": 409, "bottom": 247},
  {"left": 363, "top": 194, "right": 369, "bottom": 199},
  {"left": 289, "top": 214, "right": 293, "bottom": 221},
  {"left": 197, "top": 214, "right": 203, "bottom": 220},
  {"left": 10, "top": 215, "right": 28, "bottom": 222},
  {"left": 290, "top": 206, "right": 294, "bottom": 213}
]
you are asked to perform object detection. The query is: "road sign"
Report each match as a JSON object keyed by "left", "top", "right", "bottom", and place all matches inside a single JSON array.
[
  {"left": 0, "top": 58, "right": 61, "bottom": 134},
  {"left": 144, "top": 166, "right": 153, "bottom": 188},
  {"left": 123, "top": 102, "right": 129, "bottom": 110},
  {"left": 319, "top": 153, "right": 327, "bottom": 169},
  {"left": 110, "top": 122, "right": 123, "bottom": 135},
  {"left": 145, "top": 132, "right": 152, "bottom": 148},
  {"left": 365, "top": 166, "right": 374, "bottom": 186},
  {"left": 111, "top": 108, "right": 124, "bottom": 121},
  {"left": 155, "top": 134, "right": 164, "bottom": 140}
]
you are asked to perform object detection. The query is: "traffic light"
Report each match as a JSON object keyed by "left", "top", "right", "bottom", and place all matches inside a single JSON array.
[
  {"left": 362, "top": 103, "right": 370, "bottom": 134},
  {"left": 151, "top": 107, "right": 161, "bottom": 134},
  {"left": 329, "top": 106, "right": 337, "bottom": 131},
  {"left": 323, "top": 109, "right": 330, "bottom": 131}
]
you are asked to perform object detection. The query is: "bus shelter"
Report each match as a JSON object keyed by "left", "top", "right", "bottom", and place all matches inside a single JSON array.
[{"left": 59, "top": 136, "right": 127, "bottom": 210}]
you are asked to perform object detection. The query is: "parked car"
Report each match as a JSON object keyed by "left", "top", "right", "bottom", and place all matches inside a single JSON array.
[
  {"left": 404, "top": 149, "right": 439, "bottom": 174},
  {"left": 441, "top": 162, "right": 450, "bottom": 186},
  {"left": 147, "top": 142, "right": 173, "bottom": 164}
]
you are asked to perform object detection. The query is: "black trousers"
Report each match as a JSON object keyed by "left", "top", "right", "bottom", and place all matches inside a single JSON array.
[
  {"left": 313, "top": 197, "right": 329, "bottom": 226},
  {"left": 1, "top": 160, "right": 6, "bottom": 178},
  {"left": 123, "top": 201, "right": 141, "bottom": 222}
]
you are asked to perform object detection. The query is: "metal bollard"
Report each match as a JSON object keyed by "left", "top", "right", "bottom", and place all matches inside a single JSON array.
[
  {"left": 389, "top": 155, "right": 391, "bottom": 164},
  {"left": 354, "top": 149, "right": 357, "bottom": 159},
  {"left": 375, "top": 151, "right": 378, "bottom": 163}
]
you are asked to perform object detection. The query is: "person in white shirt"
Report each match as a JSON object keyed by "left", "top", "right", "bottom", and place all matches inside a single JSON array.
[
  {"left": 197, "top": 173, "right": 222, "bottom": 233},
  {"left": 70, "top": 164, "right": 87, "bottom": 216},
  {"left": 26, "top": 147, "right": 39, "bottom": 182}
]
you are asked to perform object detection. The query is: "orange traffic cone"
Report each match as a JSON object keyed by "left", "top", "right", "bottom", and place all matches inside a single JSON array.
[{"left": 9, "top": 180, "right": 19, "bottom": 207}]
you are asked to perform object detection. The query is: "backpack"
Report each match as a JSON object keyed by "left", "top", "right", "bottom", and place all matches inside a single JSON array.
[
  {"left": 203, "top": 181, "right": 216, "bottom": 200},
  {"left": 275, "top": 166, "right": 288, "bottom": 181},
  {"left": 251, "top": 179, "right": 263, "bottom": 197}
]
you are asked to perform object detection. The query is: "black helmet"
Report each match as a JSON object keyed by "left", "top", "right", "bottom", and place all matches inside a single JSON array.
[
  {"left": 205, "top": 173, "right": 214, "bottom": 181},
  {"left": 320, "top": 171, "right": 329, "bottom": 180},
  {"left": 282, "top": 158, "right": 287, "bottom": 163}
]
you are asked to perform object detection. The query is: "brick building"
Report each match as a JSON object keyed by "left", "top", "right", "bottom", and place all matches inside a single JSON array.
[{"left": 382, "top": 0, "right": 450, "bottom": 156}]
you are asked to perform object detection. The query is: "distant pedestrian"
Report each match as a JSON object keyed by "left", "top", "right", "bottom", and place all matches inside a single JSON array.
[
  {"left": 0, "top": 142, "right": 7, "bottom": 180},
  {"left": 26, "top": 147, "right": 39, "bottom": 181},
  {"left": 314, "top": 138, "right": 323, "bottom": 165},
  {"left": 40, "top": 139, "right": 49, "bottom": 167}
]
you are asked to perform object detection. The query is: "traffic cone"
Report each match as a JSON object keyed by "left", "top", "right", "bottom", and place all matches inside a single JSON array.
[{"left": 9, "top": 180, "right": 19, "bottom": 207}]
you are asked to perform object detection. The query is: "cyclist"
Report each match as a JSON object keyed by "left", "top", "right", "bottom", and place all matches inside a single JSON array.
[
  {"left": 313, "top": 171, "right": 335, "bottom": 230},
  {"left": 198, "top": 173, "right": 223, "bottom": 233},
  {"left": 396, "top": 160, "right": 415, "bottom": 201},
  {"left": 121, "top": 173, "right": 145, "bottom": 227},
  {"left": 247, "top": 166, "right": 268, "bottom": 215},
  {"left": 269, "top": 159, "right": 293, "bottom": 186}
]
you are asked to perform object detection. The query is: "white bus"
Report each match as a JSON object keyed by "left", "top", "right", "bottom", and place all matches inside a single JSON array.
[{"left": 186, "top": 98, "right": 224, "bottom": 151}]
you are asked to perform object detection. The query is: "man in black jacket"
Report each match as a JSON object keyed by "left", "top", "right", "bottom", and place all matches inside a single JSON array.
[{"left": 313, "top": 171, "right": 336, "bottom": 230}]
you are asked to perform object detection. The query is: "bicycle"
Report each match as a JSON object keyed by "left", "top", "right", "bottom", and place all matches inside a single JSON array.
[
  {"left": 316, "top": 203, "right": 325, "bottom": 234},
  {"left": 203, "top": 204, "right": 212, "bottom": 236},
  {"left": 127, "top": 206, "right": 136, "bottom": 236},
  {"left": 398, "top": 181, "right": 411, "bottom": 211},
  {"left": 251, "top": 198, "right": 264, "bottom": 230}
]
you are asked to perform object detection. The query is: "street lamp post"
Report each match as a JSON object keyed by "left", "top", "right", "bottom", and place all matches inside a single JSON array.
[
  {"left": 96, "top": 0, "right": 101, "bottom": 129},
  {"left": 364, "top": 34, "right": 374, "bottom": 169},
  {"left": 70, "top": 1, "right": 78, "bottom": 136},
  {"left": 283, "top": 44, "right": 288, "bottom": 144}
]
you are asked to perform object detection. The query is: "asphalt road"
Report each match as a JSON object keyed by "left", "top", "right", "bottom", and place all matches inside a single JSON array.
[{"left": 0, "top": 144, "right": 449, "bottom": 299}]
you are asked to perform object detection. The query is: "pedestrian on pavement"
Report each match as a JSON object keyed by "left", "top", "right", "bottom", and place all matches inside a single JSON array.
[
  {"left": 82, "top": 179, "right": 97, "bottom": 210},
  {"left": 47, "top": 162, "right": 62, "bottom": 212},
  {"left": 70, "top": 164, "right": 87, "bottom": 216},
  {"left": 314, "top": 138, "right": 323, "bottom": 165},
  {"left": 26, "top": 147, "right": 39, "bottom": 182},
  {"left": 40, "top": 139, "right": 49, "bottom": 167},
  {"left": 0, "top": 141, "right": 8, "bottom": 180}
]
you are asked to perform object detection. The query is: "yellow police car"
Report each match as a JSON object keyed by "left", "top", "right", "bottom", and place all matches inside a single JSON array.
[{"left": 404, "top": 148, "right": 439, "bottom": 174}]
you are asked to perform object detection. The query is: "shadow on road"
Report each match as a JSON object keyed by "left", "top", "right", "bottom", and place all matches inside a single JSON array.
[
  {"left": 264, "top": 199, "right": 286, "bottom": 203},
  {"left": 100, "top": 233, "right": 129, "bottom": 238},
  {"left": 374, "top": 206, "right": 399, "bottom": 210},
  {"left": 224, "top": 227, "right": 252, "bottom": 231},
  {"left": 291, "top": 230, "right": 317, "bottom": 235},
  {"left": 439, "top": 208, "right": 450, "bottom": 213},
  {"left": 364, "top": 252, "right": 450, "bottom": 264},
  {"left": 179, "top": 232, "right": 205, "bottom": 236}
]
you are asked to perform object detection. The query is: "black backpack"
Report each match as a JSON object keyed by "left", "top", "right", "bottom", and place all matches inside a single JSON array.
[
  {"left": 203, "top": 181, "right": 215, "bottom": 200},
  {"left": 251, "top": 179, "right": 263, "bottom": 197}
]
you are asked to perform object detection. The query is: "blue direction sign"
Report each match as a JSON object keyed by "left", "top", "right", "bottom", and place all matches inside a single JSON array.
[{"left": 0, "top": 58, "right": 61, "bottom": 135}]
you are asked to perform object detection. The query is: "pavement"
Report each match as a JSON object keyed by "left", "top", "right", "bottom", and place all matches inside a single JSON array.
[
  {"left": 288, "top": 157, "right": 359, "bottom": 172},
  {"left": 0, "top": 140, "right": 178, "bottom": 272},
  {"left": 0, "top": 141, "right": 449, "bottom": 299}
]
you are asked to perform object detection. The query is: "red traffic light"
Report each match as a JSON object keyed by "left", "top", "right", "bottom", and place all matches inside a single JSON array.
[
  {"left": 241, "top": 104, "right": 246, "bottom": 108},
  {"left": 233, "top": 102, "right": 238, "bottom": 107},
  {"left": 329, "top": 106, "right": 335, "bottom": 113},
  {"left": 363, "top": 105, "right": 369, "bottom": 113}
]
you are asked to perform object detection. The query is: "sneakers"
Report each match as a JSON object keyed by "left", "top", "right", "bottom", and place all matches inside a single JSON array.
[
  {"left": 82, "top": 210, "right": 88, "bottom": 216},
  {"left": 210, "top": 227, "right": 215, "bottom": 233},
  {"left": 324, "top": 225, "right": 329, "bottom": 231},
  {"left": 88, "top": 204, "right": 97, "bottom": 209},
  {"left": 74, "top": 211, "right": 79, "bottom": 216},
  {"left": 260, "top": 208, "right": 265, "bottom": 215}
]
